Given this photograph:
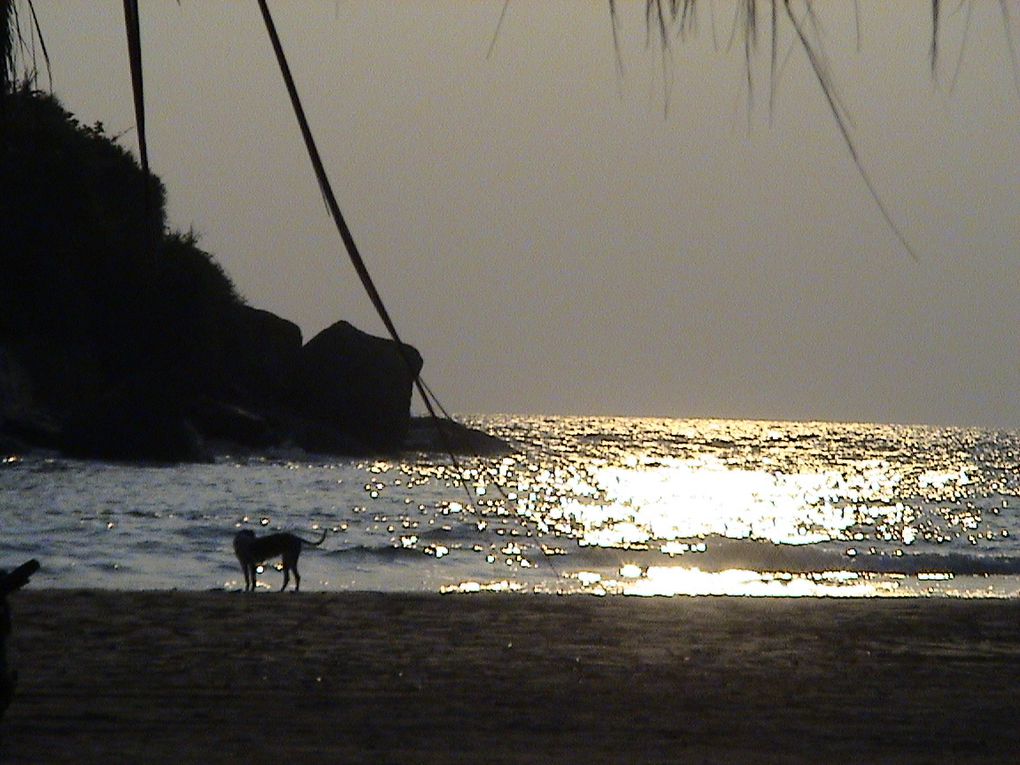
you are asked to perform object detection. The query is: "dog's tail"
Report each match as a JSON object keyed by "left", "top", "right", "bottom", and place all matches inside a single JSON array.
[{"left": 295, "top": 529, "right": 328, "bottom": 547}]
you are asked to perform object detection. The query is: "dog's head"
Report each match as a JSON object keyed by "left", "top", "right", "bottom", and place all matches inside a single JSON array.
[{"left": 234, "top": 529, "right": 257, "bottom": 542}]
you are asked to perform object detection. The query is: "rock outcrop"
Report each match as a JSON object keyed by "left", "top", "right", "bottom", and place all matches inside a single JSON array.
[
  {"left": 0, "top": 312, "right": 513, "bottom": 462},
  {"left": 293, "top": 321, "right": 423, "bottom": 453},
  {"left": 60, "top": 380, "right": 207, "bottom": 463},
  {"left": 405, "top": 417, "right": 514, "bottom": 456},
  {"left": 0, "top": 89, "right": 509, "bottom": 462},
  {"left": 225, "top": 306, "right": 303, "bottom": 406}
]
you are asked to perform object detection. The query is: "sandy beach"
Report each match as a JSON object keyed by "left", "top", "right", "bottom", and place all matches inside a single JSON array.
[{"left": 2, "top": 591, "right": 1018, "bottom": 764}]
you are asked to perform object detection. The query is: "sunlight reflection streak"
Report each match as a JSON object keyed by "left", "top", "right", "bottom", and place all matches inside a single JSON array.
[{"left": 558, "top": 456, "right": 897, "bottom": 548}]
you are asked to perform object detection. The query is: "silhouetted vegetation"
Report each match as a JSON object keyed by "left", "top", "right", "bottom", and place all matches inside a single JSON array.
[
  {"left": 0, "top": 88, "right": 243, "bottom": 418},
  {"left": 0, "top": 87, "right": 462, "bottom": 460}
]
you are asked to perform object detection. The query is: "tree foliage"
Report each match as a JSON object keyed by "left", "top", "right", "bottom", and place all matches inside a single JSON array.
[{"left": 0, "top": 87, "right": 245, "bottom": 414}]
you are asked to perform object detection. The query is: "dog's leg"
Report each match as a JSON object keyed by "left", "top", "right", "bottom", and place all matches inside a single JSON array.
[{"left": 281, "top": 547, "right": 300, "bottom": 591}]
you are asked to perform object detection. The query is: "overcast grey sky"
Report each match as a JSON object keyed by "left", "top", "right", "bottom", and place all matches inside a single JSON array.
[{"left": 32, "top": 2, "right": 1020, "bottom": 428}]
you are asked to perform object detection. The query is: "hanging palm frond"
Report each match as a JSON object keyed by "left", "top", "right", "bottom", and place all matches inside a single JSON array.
[
  {"left": 121, "top": 0, "right": 147, "bottom": 178},
  {"left": 1, "top": 0, "right": 49, "bottom": 96},
  {"left": 615, "top": 0, "right": 947, "bottom": 259},
  {"left": 255, "top": 0, "right": 473, "bottom": 478}
]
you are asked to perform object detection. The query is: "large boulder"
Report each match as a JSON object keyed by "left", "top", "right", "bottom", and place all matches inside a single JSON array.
[
  {"left": 293, "top": 321, "right": 422, "bottom": 452},
  {"left": 224, "top": 306, "right": 302, "bottom": 404}
]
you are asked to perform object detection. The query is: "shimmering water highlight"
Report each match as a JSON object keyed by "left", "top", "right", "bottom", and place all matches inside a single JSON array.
[{"left": 2, "top": 416, "right": 1018, "bottom": 596}]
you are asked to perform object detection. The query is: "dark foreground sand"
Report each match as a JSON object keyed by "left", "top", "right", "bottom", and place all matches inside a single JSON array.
[{"left": 2, "top": 591, "right": 1019, "bottom": 764}]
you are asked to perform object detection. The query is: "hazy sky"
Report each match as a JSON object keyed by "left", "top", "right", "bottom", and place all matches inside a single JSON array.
[{"left": 32, "top": 2, "right": 1020, "bottom": 428}]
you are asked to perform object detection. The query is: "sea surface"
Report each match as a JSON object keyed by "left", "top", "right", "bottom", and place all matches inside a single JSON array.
[{"left": 2, "top": 415, "right": 1019, "bottom": 597}]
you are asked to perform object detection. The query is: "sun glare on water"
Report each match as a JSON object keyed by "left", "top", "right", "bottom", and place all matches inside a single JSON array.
[
  {"left": 573, "top": 566, "right": 891, "bottom": 597},
  {"left": 556, "top": 455, "right": 877, "bottom": 549}
]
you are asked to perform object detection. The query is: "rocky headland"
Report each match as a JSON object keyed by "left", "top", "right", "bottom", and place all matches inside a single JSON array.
[{"left": 0, "top": 88, "right": 507, "bottom": 462}]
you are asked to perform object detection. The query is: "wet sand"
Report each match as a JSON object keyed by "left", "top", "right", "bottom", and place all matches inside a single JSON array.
[{"left": 3, "top": 591, "right": 1019, "bottom": 764}]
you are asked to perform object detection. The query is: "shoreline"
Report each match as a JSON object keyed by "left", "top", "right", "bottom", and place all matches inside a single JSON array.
[{"left": 4, "top": 590, "right": 1019, "bottom": 763}]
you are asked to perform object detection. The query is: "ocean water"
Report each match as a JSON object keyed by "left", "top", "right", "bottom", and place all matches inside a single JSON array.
[{"left": 1, "top": 415, "right": 1018, "bottom": 597}]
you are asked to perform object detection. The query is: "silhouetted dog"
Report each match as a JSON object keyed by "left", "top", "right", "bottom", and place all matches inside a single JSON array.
[{"left": 233, "top": 529, "right": 326, "bottom": 592}]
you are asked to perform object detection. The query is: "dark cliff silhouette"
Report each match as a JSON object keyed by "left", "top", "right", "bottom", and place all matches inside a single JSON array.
[{"left": 0, "top": 89, "right": 501, "bottom": 461}]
